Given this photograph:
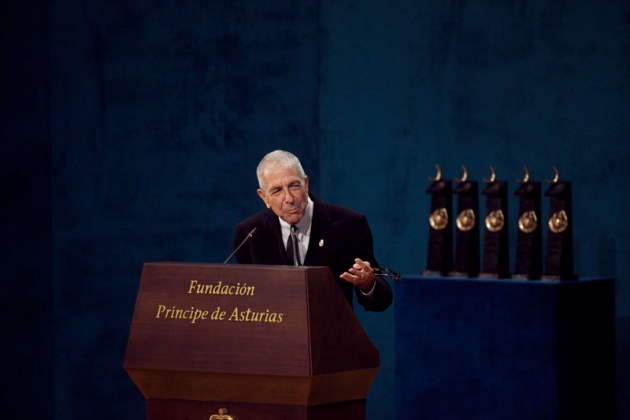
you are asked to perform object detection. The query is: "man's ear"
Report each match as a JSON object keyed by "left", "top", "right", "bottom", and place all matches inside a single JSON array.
[{"left": 257, "top": 189, "right": 270, "bottom": 208}]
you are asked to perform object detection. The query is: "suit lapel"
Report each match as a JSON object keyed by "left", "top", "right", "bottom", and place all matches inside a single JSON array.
[{"left": 304, "top": 196, "right": 333, "bottom": 266}]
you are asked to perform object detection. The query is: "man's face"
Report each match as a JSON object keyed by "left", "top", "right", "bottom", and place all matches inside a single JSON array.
[{"left": 257, "top": 166, "right": 309, "bottom": 225}]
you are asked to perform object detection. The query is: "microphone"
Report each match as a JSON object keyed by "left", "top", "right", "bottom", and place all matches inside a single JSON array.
[{"left": 223, "top": 227, "right": 257, "bottom": 264}]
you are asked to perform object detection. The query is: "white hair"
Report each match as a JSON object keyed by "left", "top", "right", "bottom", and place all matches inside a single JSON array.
[{"left": 256, "top": 150, "right": 306, "bottom": 190}]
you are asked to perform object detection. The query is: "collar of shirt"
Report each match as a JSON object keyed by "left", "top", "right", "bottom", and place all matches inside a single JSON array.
[{"left": 280, "top": 196, "right": 313, "bottom": 254}]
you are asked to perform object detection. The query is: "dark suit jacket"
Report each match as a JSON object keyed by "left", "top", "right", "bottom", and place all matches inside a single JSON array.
[{"left": 232, "top": 194, "right": 393, "bottom": 312}]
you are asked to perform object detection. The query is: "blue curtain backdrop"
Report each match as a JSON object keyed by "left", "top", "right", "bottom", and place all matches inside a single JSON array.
[{"left": 2, "top": 0, "right": 629, "bottom": 419}]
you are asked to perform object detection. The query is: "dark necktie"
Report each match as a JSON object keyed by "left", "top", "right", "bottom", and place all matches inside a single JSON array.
[{"left": 286, "top": 224, "right": 300, "bottom": 266}]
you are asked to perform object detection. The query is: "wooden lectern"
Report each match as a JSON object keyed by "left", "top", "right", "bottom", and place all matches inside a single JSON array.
[{"left": 124, "top": 263, "right": 380, "bottom": 419}]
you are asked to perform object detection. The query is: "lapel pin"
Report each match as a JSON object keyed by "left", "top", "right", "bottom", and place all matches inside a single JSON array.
[{"left": 319, "top": 239, "right": 324, "bottom": 247}]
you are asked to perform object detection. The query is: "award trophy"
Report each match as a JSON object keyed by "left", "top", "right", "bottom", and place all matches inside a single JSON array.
[
  {"left": 543, "top": 166, "right": 576, "bottom": 280},
  {"left": 513, "top": 166, "right": 542, "bottom": 280},
  {"left": 479, "top": 166, "right": 509, "bottom": 278},
  {"left": 423, "top": 165, "right": 453, "bottom": 276},
  {"left": 450, "top": 166, "right": 479, "bottom": 277}
]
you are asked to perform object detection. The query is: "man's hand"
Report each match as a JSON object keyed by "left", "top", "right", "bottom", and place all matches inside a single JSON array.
[{"left": 340, "top": 258, "right": 375, "bottom": 292}]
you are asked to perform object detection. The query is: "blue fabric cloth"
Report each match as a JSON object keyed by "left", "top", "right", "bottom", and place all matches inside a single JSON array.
[{"left": 395, "top": 276, "right": 615, "bottom": 419}]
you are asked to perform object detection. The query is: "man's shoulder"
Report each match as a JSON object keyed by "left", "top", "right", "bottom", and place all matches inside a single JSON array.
[{"left": 313, "top": 196, "right": 365, "bottom": 221}]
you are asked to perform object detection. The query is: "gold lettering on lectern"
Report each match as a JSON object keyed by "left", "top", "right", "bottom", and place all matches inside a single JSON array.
[
  {"left": 187, "top": 280, "right": 255, "bottom": 296},
  {"left": 155, "top": 305, "right": 209, "bottom": 324},
  {"left": 228, "top": 307, "right": 284, "bottom": 323},
  {"left": 211, "top": 307, "right": 227, "bottom": 320},
  {"left": 151, "top": 278, "right": 285, "bottom": 324}
]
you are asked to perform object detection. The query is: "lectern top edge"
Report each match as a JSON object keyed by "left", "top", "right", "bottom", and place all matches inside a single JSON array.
[{"left": 144, "top": 261, "right": 331, "bottom": 271}]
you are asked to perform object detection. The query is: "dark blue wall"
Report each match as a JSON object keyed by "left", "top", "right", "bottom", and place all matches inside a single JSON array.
[
  {"left": 2, "top": 0, "right": 629, "bottom": 419},
  {"left": 2, "top": 0, "right": 54, "bottom": 418}
]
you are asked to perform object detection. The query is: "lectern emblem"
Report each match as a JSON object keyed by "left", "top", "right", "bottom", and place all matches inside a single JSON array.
[
  {"left": 210, "top": 408, "right": 233, "bottom": 420},
  {"left": 456, "top": 209, "right": 476, "bottom": 232}
]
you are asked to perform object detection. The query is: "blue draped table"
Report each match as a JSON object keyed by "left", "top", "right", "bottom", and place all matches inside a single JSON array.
[{"left": 395, "top": 276, "right": 615, "bottom": 419}]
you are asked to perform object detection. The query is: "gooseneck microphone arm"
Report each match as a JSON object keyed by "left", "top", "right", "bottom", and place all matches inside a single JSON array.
[{"left": 223, "top": 227, "right": 257, "bottom": 264}]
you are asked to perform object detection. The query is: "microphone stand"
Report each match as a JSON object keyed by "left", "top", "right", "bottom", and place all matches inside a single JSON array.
[{"left": 223, "top": 227, "right": 257, "bottom": 264}]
